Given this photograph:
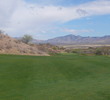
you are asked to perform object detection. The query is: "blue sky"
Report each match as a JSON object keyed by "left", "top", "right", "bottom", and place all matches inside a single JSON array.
[{"left": 0, "top": 0, "right": 110, "bottom": 40}]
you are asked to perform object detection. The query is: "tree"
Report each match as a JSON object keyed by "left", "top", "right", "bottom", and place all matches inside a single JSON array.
[{"left": 21, "top": 34, "right": 33, "bottom": 44}]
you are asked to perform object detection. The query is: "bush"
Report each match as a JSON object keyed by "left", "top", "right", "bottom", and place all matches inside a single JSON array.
[
  {"left": 21, "top": 34, "right": 33, "bottom": 44},
  {"left": 95, "top": 49, "right": 103, "bottom": 55}
]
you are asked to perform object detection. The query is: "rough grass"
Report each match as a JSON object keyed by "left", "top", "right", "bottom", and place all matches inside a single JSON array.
[{"left": 0, "top": 54, "right": 110, "bottom": 100}]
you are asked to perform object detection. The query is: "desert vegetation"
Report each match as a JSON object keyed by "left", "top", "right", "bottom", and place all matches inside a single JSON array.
[
  {"left": 65, "top": 46, "right": 110, "bottom": 56},
  {"left": 21, "top": 34, "right": 33, "bottom": 44}
]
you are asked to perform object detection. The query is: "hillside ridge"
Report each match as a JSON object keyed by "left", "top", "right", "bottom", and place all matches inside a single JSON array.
[{"left": 0, "top": 33, "right": 48, "bottom": 56}]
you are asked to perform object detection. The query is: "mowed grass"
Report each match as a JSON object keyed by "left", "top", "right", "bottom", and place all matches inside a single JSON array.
[{"left": 0, "top": 54, "right": 110, "bottom": 100}]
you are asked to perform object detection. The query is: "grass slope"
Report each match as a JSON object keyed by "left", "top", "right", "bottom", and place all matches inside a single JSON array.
[{"left": 0, "top": 54, "right": 110, "bottom": 100}]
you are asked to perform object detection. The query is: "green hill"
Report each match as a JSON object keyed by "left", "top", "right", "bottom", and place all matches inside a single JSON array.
[{"left": 0, "top": 54, "right": 110, "bottom": 100}]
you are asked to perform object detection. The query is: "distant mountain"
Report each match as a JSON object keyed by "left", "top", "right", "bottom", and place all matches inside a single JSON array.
[
  {"left": 32, "top": 39, "right": 45, "bottom": 44},
  {"left": 42, "top": 35, "right": 110, "bottom": 45},
  {"left": 15, "top": 35, "right": 110, "bottom": 45}
]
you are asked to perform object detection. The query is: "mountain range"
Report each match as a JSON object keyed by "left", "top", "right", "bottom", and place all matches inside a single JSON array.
[{"left": 35, "top": 35, "right": 110, "bottom": 45}]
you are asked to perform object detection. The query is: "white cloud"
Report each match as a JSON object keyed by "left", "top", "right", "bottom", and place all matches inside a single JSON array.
[
  {"left": 0, "top": 0, "right": 110, "bottom": 38},
  {"left": 64, "top": 29, "right": 93, "bottom": 34}
]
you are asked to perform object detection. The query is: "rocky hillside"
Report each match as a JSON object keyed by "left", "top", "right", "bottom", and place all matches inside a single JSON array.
[{"left": 0, "top": 33, "right": 48, "bottom": 56}]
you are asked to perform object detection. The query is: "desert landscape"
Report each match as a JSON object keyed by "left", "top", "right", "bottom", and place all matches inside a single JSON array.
[{"left": 0, "top": 0, "right": 110, "bottom": 100}]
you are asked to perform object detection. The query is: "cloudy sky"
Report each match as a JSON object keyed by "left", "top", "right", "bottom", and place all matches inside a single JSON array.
[{"left": 0, "top": 0, "right": 110, "bottom": 40}]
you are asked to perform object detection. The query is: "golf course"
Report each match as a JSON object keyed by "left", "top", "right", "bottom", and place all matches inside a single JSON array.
[{"left": 0, "top": 54, "right": 110, "bottom": 100}]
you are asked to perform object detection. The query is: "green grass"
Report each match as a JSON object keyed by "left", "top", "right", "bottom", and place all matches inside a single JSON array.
[{"left": 0, "top": 54, "right": 110, "bottom": 100}]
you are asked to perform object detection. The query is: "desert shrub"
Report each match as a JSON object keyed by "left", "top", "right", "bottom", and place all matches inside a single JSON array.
[
  {"left": 95, "top": 47, "right": 110, "bottom": 55},
  {"left": 95, "top": 49, "right": 103, "bottom": 55},
  {"left": 21, "top": 34, "right": 33, "bottom": 44}
]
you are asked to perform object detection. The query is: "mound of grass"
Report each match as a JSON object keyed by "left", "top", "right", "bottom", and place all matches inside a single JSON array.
[{"left": 0, "top": 54, "right": 110, "bottom": 100}]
